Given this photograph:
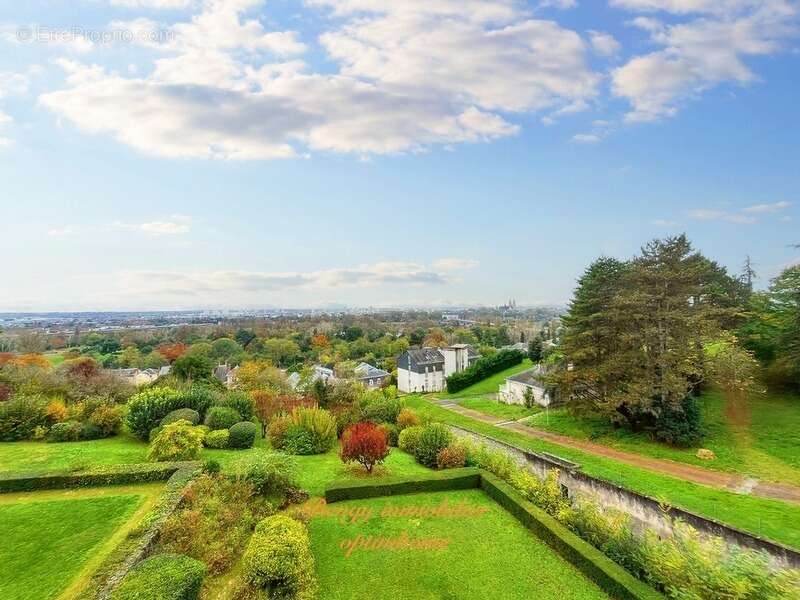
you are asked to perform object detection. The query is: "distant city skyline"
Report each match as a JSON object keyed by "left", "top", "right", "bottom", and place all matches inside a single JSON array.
[{"left": 1, "top": 1, "right": 798, "bottom": 311}]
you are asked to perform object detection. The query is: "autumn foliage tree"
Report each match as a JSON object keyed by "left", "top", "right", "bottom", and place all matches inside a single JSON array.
[
  {"left": 157, "top": 343, "right": 188, "bottom": 364},
  {"left": 340, "top": 422, "right": 389, "bottom": 474},
  {"left": 253, "top": 390, "right": 316, "bottom": 436}
]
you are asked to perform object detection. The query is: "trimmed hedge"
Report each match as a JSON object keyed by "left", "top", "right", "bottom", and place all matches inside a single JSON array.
[
  {"left": 110, "top": 553, "right": 205, "bottom": 600},
  {"left": 445, "top": 349, "right": 525, "bottom": 393},
  {"left": 325, "top": 468, "right": 481, "bottom": 503},
  {"left": 126, "top": 387, "right": 214, "bottom": 441},
  {"left": 228, "top": 421, "right": 257, "bottom": 449},
  {"left": 479, "top": 472, "right": 663, "bottom": 600},
  {"left": 204, "top": 406, "right": 241, "bottom": 431},
  {"left": 0, "top": 462, "right": 196, "bottom": 494}
]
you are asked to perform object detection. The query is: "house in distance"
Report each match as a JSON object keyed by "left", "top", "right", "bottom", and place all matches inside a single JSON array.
[{"left": 397, "top": 344, "right": 479, "bottom": 393}]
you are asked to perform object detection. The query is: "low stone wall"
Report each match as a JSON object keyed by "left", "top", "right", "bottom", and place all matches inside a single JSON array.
[{"left": 448, "top": 424, "right": 800, "bottom": 569}]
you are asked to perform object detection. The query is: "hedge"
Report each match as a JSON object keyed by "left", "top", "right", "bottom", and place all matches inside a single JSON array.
[
  {"left": 445, "top": 349, "right": 525, "bottom": 393},
  {"left": 479, "top": 472, "right": 663, "bottom": 600},
  {"left": 325, "top": 468, "right": 481, "bottom": 503},
  {"left": 0, "top": 462, "right": 196, "bottom": 494},
  {"left": 109, "top": 553, "right": 205, "bottom": 600}
]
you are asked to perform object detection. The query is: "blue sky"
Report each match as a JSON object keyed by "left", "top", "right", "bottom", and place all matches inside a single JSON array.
[{"left": 0, "top": 0, "right": 798, "bottom": 311}]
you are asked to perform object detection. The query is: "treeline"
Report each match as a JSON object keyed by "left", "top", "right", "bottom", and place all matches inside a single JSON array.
[{"left": 557, "top": 234, "right": 787, "bottom": 446}]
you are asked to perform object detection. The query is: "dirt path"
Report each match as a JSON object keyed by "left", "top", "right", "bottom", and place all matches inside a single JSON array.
[{"left": 430, "top": 398, "right": 800, "bottom": 505}]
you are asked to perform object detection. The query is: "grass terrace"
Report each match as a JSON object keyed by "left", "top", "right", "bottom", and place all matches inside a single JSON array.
[
  {"left": 0, "top": 483, "right": 164, "bottom": 600},
  {"left": 404, "top": 395, "right": 800, "bottom": 550},
  {"left": 307, "top": 488, "right": 612, "bottom": 600}
]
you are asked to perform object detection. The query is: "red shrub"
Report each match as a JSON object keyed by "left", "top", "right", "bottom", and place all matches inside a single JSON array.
[
  {"left": 0, "top": 384, "right": 10, "bottom": 402},
  {"left": 66, "top": 357, "right": 101, "bottom": 379},
  {"left": 340, "top": 422, "right": 389, "bottom": 474},
  {"left": 253, "top": 391, "right": 316, "bottom": 436}
]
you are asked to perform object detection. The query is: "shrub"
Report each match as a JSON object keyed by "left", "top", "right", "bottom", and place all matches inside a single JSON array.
[
  {"left": 283, "top": 426, "right": 316, "bottom": 455},
  {"left": 235, "top": 452, "right": 299, "bottom": 499},
  {"left": 463, "top": 441, "right": 517, "bottom": 481},
  {"left": 340, "top": 422, "right": 390, "bottom": 474},
  {"left": 414, "top": 423, "right": 453, "bottom": 468},
  {"left": 47, "top": 420, "right": 83, "bottom": 442},
  {"left": 398, "top": 425, "right": 423, "bottom": 456},
  {"left": 204, "top": 406, "right": 241, "bottom": 431},
  {"left": 396, "top": 408, "right": 421, "bottom": 431},
  {"left": 202, "top": 459, "right": 221, "bottom": 475},
  {"left": 159, "top": 474, "right": 273, "bottom": 576},
  {"left": 361, "top": 396, "right": 403, "bottom": 424},
  {"left": 161, "top": 408, "right": 201, "bottom": 427},
  {"left": 148, "top": 420, "right": 204, "bottom": 462},
  {"left": 110, "top": 553, "right": 205, "bottom": 600},
  {"left": 242, "top": 515, "right": 316, "bottom": 599},
  {"left": 229, "top": 421, "right": 257, "bottom": 449},
  {"left": 126, "top": 387, "right": 212, "bottom": 441},
  {"left": 653, "top": 396, "right": 705, "bottom": 447},
  {"left": 0, "top": 396, "right": 48, "bottom": 441},
  {"left": 267, "top": 415, "right": 292, "bottom": 450},
  {"left": 149, "top": 426, "right": 163, "bottom": 442},
  {"left": 436, "top": 443, "right": 467, "bottom": 469},
  {"left": 510, "top": 469, "right": 570, "bottom": 518},
  {"left": 45, "top": 399, "right": 69, "bottom": 424},
  {"left": 89, "top": 403, "right": 124, "bottom": 436},
  {"left": 217, "top": 391, "right": 255, "bottom": 421},
  {"left": 80, "top": 422, "right": 105, "bottom": 440},
  {"left": 204, "top": 429, "right": 229, "bottom": 449},
  {"left": 283, "top": 407, "right": 337, "bottom": 455},
  {"left": 445, "top": 349, "right": 524, "bottom": 393},
  {"left": 377, "top": 422, "right": 399, "bottom": 446}
]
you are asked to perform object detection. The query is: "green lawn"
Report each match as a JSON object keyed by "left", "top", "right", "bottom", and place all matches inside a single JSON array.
[
  {"left": 0, "top": 431, "right": 431, "bottom": 500},
  {"left": 308, "top": 489, "right": 610, "bottom": 600},
  {"left": 440, "top": 359, "right": 533, "bottom": 398},
  {"left": 404, "top": 395, "right": 800, "bottom": 550},
  {"left": 520, "top": 391, "right": 800, "bottom": 487},
  {"left": 0, "top": 492, "right": 148, "bottom": 599},
  {"left": 457, "top": 394, "right": 541, "bottom": 420}
]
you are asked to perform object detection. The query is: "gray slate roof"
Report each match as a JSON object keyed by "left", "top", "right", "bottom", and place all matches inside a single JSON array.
[
  {"left": 506, "top": 367, "right": 547, "bottom": 387},
  {"left": 354, "top": 362, "right": 390, "bottom": 379}
]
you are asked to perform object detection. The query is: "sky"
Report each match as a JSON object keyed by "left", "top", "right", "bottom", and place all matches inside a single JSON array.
[{"left": 0, "top": 0, "right": 798, "bottom": 311}]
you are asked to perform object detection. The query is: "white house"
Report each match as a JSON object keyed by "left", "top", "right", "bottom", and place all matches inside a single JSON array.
[
  {"left": 397, "top": 348, "right": 447, "bottom": 393},
  {"left": 498, "top": 366, "right": 553, "bottom": 407},
  {"left": 396, "top": 345, "right": 479, "bottom": 393},
  {"left": 440, "top": 344, "right": 480, "bottom": 377}
]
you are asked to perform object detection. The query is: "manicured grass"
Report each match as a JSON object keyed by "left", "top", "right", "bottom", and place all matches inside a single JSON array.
[
  {"left": 440, "top": 358, "right": 533, "bottom": 398},
  {"left": 404, "top": 395, "right": 800, "bottom": 550},
  {"left": 522, "top": 391, "right": 800, "bottom": 487},
  {"left": 458, "top": 394, "right": 541, "bottom": 420},
  {"left": 43, "top": 352, "right": 65, "bottom": 367},
  {"left": 308, "top": 489, "right": 610, "bottom": 600},
  {"left": 0, "top": 492, "right": 148, "bottom": 599}
]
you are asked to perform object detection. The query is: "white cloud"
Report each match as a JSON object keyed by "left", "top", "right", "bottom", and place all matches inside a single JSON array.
[
  {"left": 432, "top": 258, "right": 480, "bottom": 270},
  {"left": 741, "top": 200, "right": 791, "bottom": 213},
  {"left": 653, "top": 218, "right": 680, "bottom": 226},
  {"left": 572, "top": 133, "right": 601, "bottom": 143},
  {"left": 112, "top": 259, "right": 473, "bottom": 299},
  {"left": 0, "top": 71, "right": 30, "bottom": 146},
  {"left": 612, "top": 1, "right": 796, "bottom": 121},
  {"left": 589, "top": 30, "right": 621, "bottom": 56},
  {"left": 39, "top": 0, "right": 601, "bottom": 160},
  {"left": 687, "top": 208, "right": 757, "bottom": 224},
  {"left": 49, "top": 215, "right": 193, "bottom": 236}
]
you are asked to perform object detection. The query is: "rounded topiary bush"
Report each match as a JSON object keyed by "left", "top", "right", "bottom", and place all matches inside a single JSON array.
[
  {"left": 414, "top": 423, "right": 453, "bottom": 468},
  {"left": 80, "top": 422, "right": 105, "bottom": 440},
  {"left": 148, "top": 420, "right": 205, "bottom": 462},
  {"left": 204, "top": 406, "right": 241, "bottom": 431},
  {"left": 161, "top": 408, "right": 201, "bottom": 427},
  {"left": 204, "top": 429, "right": 230, "bottom": 449},
  {"left": 47, "top": 421, "right": 83, "bottom": 443},
  {"left": 229, "top": 421, "right": 257, "bottom": 449},
  {"left": 110, "top": 553, "right": 206, "bottom": 600},
  {"left": 397, "top": 425, "right": 423, "bottom": 456},
  {"left": 242, "top": 515, "right": 316, "bottom": 599}
]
